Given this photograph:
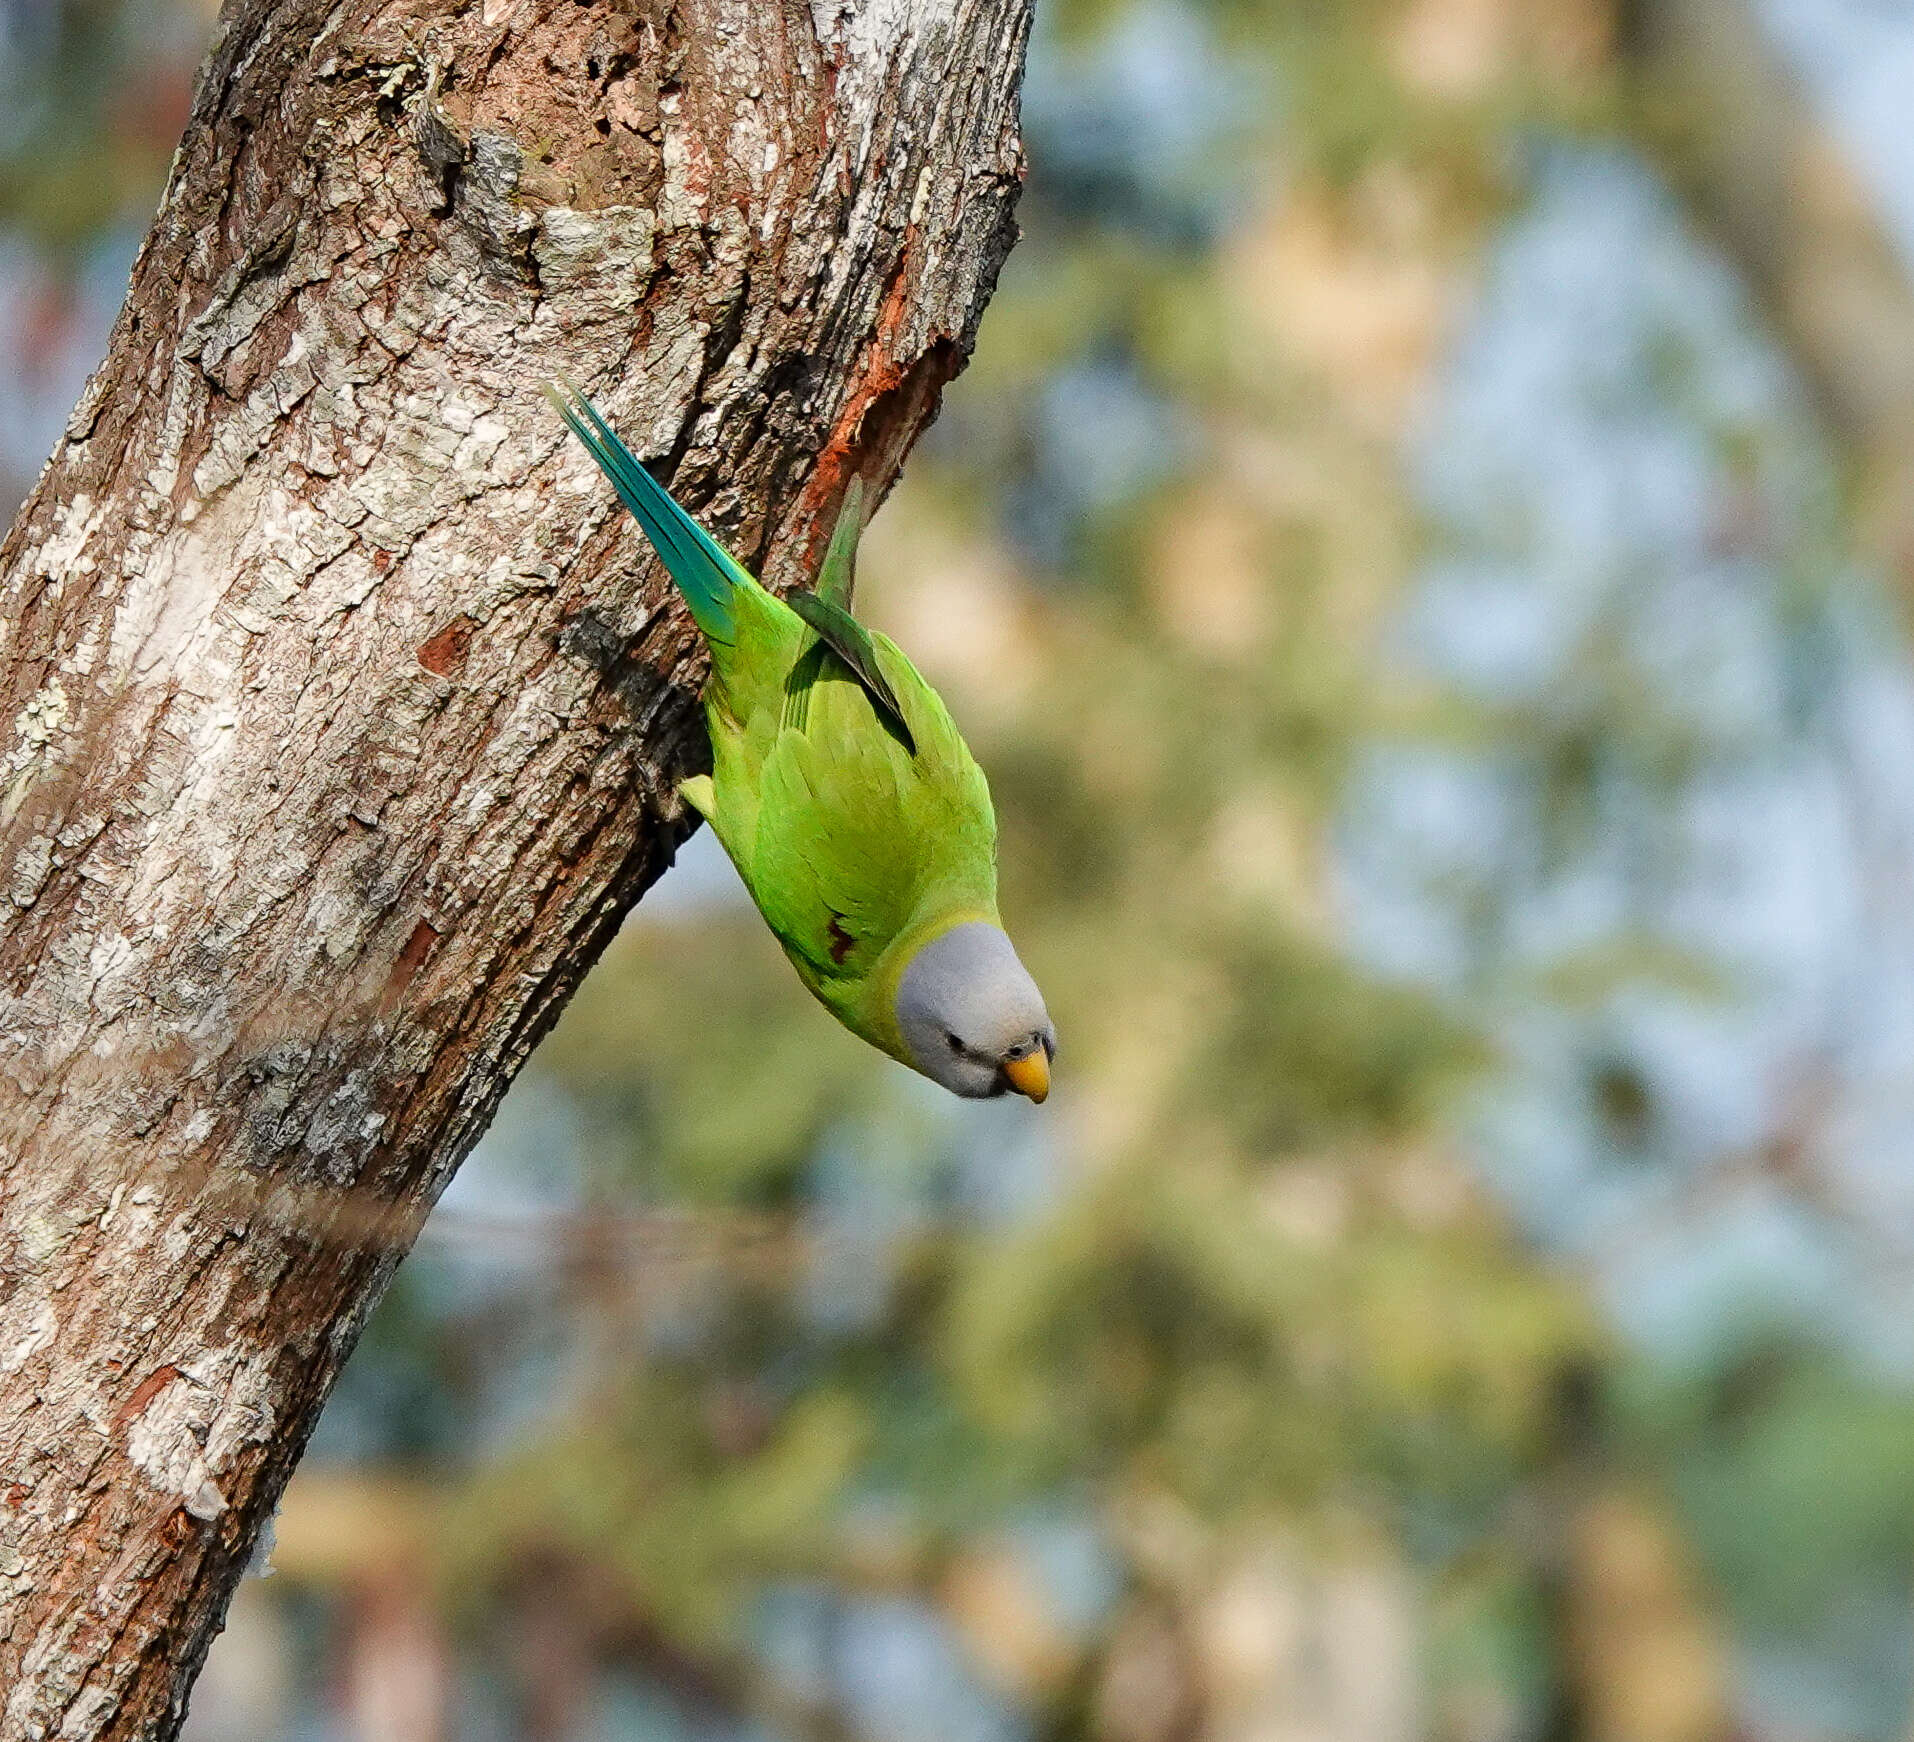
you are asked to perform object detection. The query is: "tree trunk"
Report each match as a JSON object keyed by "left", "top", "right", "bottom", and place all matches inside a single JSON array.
[
  {"left": 0, "top": 0, "right": 1030, "bottom": 1728},
  {"left": 1628, "top": 0, "right": 1914, "bottom": 579}
]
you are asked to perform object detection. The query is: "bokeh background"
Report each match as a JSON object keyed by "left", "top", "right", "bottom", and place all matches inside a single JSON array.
[{"left": 10, "top": 0, "right": 1914, "bottom": 1734}]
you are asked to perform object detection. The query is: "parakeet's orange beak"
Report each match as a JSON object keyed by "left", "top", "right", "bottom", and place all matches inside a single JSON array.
[{"left": 1001, "top": 1049, "right": 1050, "bottom": 1103}]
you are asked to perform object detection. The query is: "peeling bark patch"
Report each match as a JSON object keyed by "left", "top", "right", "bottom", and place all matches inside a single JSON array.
[
  {"left": 1, "top": 676, "right": 71, "bottom": 826},
  {"left": 114, "top": 1365, "right": 185, "bottom": 1430},
  {"left": 122, "top": 1349, "right": 277, "bottom": 1521},
  {"left": 382, "top": 918, "right": 441, "bottom": 1010},
  {"left": 0, "top": 1297, "right": 56, "bottom": 1375},
  {"left": 416, "top": 617, "right": 475, "bottom": 675}
]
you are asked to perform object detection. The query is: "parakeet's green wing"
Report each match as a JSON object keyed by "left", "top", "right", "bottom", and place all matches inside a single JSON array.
[{"left": 747, "top": 632, "right": 998, "bottom": 994}]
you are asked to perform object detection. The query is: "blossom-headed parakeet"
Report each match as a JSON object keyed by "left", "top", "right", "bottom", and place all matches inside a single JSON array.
[{"left": 549, "top": 380, "right": 1056, "bottom": 1102}]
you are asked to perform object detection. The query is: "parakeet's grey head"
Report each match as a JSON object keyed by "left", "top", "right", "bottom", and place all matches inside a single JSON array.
[{"left": 896, "top": 921, "right": 1057, "bottom": 1101}]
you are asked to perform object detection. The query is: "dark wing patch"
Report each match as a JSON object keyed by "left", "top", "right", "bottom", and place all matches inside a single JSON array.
[
  {"left": 827, "top": 912, "right": 857, "bottom": 965},
  {"left": 785, "top": 589, "right": 916, "bottom": 755}
]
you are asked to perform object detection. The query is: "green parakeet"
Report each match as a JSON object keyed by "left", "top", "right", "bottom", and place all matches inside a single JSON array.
[{"left": 548, "top": 380, "right": 1056, "bottom": 1102}]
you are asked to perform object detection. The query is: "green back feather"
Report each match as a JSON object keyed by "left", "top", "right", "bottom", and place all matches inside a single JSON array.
[{"left": 780, "top": 639, "right": 832, "bottom": 739}]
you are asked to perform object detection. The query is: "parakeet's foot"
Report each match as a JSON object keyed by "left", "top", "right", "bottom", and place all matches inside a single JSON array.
[{"left": 678, "top": 774, "right": 716, "bottom": 819}]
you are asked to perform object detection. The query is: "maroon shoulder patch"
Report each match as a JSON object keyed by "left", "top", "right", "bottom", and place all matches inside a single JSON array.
[{"left": 827, "top": 913, "right": 856, "bottom": 965}]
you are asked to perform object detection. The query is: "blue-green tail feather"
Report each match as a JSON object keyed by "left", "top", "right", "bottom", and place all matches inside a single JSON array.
[{"left": 547, "top": 377, "right": 739, "bottom": 644}]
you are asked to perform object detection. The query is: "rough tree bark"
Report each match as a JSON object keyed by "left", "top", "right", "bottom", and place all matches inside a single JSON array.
[{"left": 0, "top": 0, "right": 1030, "bottom": 1729}]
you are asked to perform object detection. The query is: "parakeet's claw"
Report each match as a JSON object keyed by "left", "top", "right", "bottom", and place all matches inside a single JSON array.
[{"left": 678, "top": 773, "right": 717, "bottom": 819}]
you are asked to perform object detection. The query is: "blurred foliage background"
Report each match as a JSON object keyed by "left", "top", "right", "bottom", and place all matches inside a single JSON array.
[{"left": 10, "top": 0, "right": 1914, "bottom": 1735}]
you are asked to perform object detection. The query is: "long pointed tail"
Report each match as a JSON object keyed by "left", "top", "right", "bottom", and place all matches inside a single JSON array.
[{"left": 546, "top": 377, "right": 741, "bottom": 645}]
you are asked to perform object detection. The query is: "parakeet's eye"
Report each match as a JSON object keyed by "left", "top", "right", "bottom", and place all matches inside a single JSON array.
[{"left": 944, "top": 1031, "right": 964, "bottom": 1053}]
